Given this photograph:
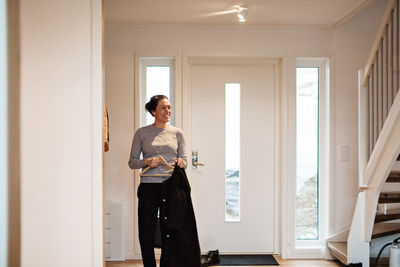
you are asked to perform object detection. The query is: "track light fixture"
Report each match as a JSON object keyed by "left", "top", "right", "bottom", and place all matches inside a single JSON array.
[{"left": 235, "top": 6, "right": 248, "bottom": 22}]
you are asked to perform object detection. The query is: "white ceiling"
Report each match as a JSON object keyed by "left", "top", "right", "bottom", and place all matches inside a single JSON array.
[{"left": 105, "top": 0, "right": 375, "bottom": 28}]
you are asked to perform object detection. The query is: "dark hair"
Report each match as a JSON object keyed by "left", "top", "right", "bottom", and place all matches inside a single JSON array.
[{"left": 145, "top": 95, "right": 168, "bottom": 116}]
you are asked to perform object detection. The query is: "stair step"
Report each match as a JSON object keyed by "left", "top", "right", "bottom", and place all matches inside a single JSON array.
[
  {"left": 372, "top": 223, "right": 400, "bottom": 239},
  {"left": 375, "top": 208, "right": 400, "bottom": 222},
  {"left": 379, "top": 192, "right": 400, "bottom": 203},
  {"left": 327, "top": 242, "right": 347, "bottom": 265},
  {"left": 387, "top": 172, "right": 400, "bottom": 182}
]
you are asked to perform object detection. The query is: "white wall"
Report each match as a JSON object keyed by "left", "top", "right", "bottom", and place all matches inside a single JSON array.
[
  {"left": 332, "top": 0, "right": 387, "bottom": 232},
  {"left": 105, "top": 0, "right": 386, "bottom": 258},
  {"left": 105, "top": 24, "right": 333, "bottom": 259},
  {"left": 20, "top": 1, "right": 103, "bottom": 266}
]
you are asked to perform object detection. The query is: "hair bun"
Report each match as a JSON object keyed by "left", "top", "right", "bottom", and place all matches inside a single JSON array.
[{"left": 145, "top": 95, "right": 168, "bottom": 117}]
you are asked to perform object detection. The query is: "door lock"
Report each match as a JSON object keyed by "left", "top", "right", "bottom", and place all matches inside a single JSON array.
[{"left": 192, "top": 149, "right": 205, "bottom": 169}]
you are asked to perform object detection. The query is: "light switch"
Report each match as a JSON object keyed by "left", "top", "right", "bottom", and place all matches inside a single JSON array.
[{"left": 339, "top": 144, "right": 350, "bottom": 162}]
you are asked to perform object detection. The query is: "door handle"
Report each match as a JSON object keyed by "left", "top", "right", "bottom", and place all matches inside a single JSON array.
[{"left": 192, "top": 149, "right": 205, "bottom": 169}]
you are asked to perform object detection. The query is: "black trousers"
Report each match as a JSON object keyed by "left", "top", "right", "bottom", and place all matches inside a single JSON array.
[{"left": 137, "top": 183, "right": 164, "bottom": 267}]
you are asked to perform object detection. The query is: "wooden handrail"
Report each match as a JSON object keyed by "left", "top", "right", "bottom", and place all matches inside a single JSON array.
[{"left": 362, "top": 0, "right": 397, "bottom": 86}]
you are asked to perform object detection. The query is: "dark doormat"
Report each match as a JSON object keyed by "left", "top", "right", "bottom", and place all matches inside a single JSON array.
[{"left": 216, "top": 254, "right": 279, "bottom": 265}]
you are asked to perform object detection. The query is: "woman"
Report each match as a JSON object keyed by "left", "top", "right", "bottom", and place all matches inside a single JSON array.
[{"left": 128, "top": 95, "right": 187, "bottom": 267}]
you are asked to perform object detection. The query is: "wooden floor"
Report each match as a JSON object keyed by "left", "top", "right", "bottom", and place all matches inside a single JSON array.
[{"left": 106, "top": 256, "right": 344, "bottom": 267}]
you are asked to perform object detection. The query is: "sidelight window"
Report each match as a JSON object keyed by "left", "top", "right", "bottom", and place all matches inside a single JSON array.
[
  {"left": 296, "top": 67, "right": 319, "bottom": 240},
  {"left": 140, "top": 58, "right": 175, "bottom": 126},
  {"left": 295, "top": 58, "right": 329, "bottom": 246}
]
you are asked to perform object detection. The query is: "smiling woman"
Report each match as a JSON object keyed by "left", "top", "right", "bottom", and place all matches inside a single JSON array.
[
  {"left": 150, "top": 98, "right": 172, "bottom": 127},
  {"left": 128, "top": 95, "right": 193, "bottom": 267}
]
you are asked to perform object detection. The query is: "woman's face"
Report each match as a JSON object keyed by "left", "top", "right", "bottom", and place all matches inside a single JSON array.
[{"left": 152, "top": 98, "right": 171, "bottom": 123}]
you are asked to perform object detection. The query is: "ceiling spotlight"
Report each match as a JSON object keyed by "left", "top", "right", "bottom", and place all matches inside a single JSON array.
[{"left": 235, "top": 6, "right": 248, "bottom": 22}]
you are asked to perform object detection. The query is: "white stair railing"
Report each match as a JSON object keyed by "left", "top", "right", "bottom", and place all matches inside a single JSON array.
[
  {"left": 357, "top": 0, "right": 400, "bottom": 239},
  {"left": 361, "top": 0, "right": 399, "bottom": 169},
  {"left": 363, "top": 90, "right": 400, "bottom": 239},
  {"left": 348, "top": 91, "right": 400, "bottom": 266},
  {"left": 345, "top": 0, "right": 400, "bottom": 266}
]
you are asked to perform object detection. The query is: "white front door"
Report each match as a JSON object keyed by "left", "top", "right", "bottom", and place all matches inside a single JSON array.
[{"left": 188, "top": 59, "right": 279, "bottom": 253}]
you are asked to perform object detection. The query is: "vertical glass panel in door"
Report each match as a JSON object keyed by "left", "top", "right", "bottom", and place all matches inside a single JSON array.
[{"left": 225, "top": 83, "right": 241, "bottom": 222}]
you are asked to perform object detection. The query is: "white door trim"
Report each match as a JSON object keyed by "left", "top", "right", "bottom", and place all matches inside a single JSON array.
[
  {"left": 0, "top": 0, "right": 8, "bottom": 265},
  {"left": 281, "top": 54, "right": 336, "bottom": 259},
  {"left": 90, "top": 0, "right": 104, "bottom": 265},
  {"left": 182, "top": 55, "right": 283, "bottom": 255}
]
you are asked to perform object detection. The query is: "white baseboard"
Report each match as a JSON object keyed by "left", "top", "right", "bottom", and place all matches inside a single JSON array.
[
  {"left": 125, "top": 253, "right": 140, "bottom": 260},
  {"left": 126, "top": 249, "right": 328, "bottom": 260},
  {"left": 286, "top": 247, "right": 326, "bottom": 259},
  {"left": 125, "top": 249, "right": 162, "bottom": 260}
]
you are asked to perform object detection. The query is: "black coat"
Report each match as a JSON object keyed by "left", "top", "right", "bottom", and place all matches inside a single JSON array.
[{"left": 159, "top": 165, "right": 201, "bottom": 267}]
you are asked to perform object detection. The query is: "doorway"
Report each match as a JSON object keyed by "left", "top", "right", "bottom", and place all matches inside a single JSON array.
[{"left": 186, "top": 58, "right": 281, "bottom": 253}]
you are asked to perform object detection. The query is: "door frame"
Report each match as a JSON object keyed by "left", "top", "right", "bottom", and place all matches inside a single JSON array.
[
  {"left": 0, "top": 0, "right": 9, "bottom": 265},
  {"left": 282, "top": 54, "right": 335, "bottom": 259},
  {"left": 182, "top": 55, "right": 284, "bottom": 255}
]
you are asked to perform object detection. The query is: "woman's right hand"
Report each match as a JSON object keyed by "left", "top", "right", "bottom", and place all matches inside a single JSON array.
[{"left": 144, "top": 157, "right": 160, "bottom": 168}]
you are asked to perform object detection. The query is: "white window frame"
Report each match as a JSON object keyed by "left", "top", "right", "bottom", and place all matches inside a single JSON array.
[
  {"left": 140, "top": 57, "right": 175, "bottom": 126},
  {"left": 0, "top": 0, "right": 8, "bottom": 265},
  {"left": 294, "top": 58, "right": 330, "bottom": 250}
]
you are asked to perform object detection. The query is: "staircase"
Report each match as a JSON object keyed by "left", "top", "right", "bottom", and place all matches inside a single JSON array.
[
  {"left": 326, "top": 0, "right": 400, "bottom": 266},
  {"left": 327, "top": 170, "right": 400, "bottom": 266},
  {"left": 373, "top": 172, "right": 400, "bottom": 238}
]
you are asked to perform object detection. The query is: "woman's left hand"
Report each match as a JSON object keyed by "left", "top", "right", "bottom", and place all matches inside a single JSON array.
[{"left": 175, "top": 158, "right": 186, "bottom": 168}]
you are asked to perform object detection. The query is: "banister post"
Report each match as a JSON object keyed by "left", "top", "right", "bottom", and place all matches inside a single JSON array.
[
  {"left": 358, "top": 70, "right": 369, "bottom": 187},
  {"left": 348, "top": 191, "right": 370, "bottom": 266}
]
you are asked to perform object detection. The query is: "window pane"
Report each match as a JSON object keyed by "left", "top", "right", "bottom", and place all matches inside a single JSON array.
[
  {"left": 296, "top": 68, "right": 319, "bottom": 240},
  {"left": 145, "top": 66, "right": 170, "bottom": 125},
  {"left": 225, "top": 83, "right": 241, "bottom": 222}
]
